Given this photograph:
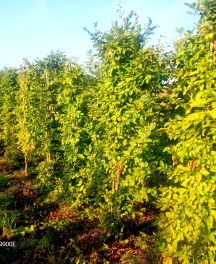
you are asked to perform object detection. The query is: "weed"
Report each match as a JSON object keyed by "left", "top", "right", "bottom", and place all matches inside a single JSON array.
[
  {"left": 0, "top": 174, "right": 10, "bottom": 189},
  {"left": 0, "top": 212, "right": 17, "bottom": 238}
]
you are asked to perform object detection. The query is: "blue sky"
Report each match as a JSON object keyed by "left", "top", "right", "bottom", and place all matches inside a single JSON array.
[{"left": 0, "top": 0, "right": 198, "bottom": 69}]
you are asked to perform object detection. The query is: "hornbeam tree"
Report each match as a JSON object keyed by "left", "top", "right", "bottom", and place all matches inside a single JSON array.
[
  {"left": 157, "top": 0, "right": 216, "bottom": 263},
  {"left": 27, "top": 52, "right": 68, "bottom": 189},
  {"left": 0, "top": 68, "right": 20, "bottom": 160},
  {"left": 55, "top": 60, "right": 93, "bottom": 203},
  {"left": 16, "top": 63, "right": 37, "bottom": 175},
  {"left": 84, "top": 12, "right": 172, "bottom": 231}
]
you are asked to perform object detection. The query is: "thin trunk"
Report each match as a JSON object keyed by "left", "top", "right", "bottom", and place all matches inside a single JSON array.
[
  {"left": 46, "top": 152, "right": 51, "bottom": 163},
  {"left": 45, "top": 131, "right": 51, "bottom": 163},
  {"left": 162, "top": 257, "right": 173, "bottom": 264},
  {"left": 210, "top": 39, "right": 216, "bottom": 64},
  {"left": 24, "top": 154, "right": 28, "bottom": 176},
  {"left": 112, "top": 160, "right": 122, "bottom": 192}
]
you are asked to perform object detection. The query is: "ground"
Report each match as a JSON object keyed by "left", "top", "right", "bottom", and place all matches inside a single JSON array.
[{"left": 0, "top": 158, "right": 157, "bottom": 264}]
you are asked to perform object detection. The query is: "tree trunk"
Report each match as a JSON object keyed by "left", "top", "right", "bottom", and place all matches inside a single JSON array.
[
  {"left": 112, "top": 160, "right": 122, "bottom": 191},
  {"left": 46, "top": 152, "right": 51, "bottom": 163},
  {"left": 24, "top": 154, "right": 28, "bottom": 176}
]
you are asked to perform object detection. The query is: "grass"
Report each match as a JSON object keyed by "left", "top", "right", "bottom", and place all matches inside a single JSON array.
[
  {"left": 0, "top": 174, "right": 10, "bottom": 189},
  {"left": 0, "top": 211, "right": 18, "bottom": 239},
  {"left": 0, "top": 193, "right": 16, "bottom": 210}
]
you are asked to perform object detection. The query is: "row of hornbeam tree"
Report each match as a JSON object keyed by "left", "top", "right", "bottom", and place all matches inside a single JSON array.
[{"left": 0, "top": 0, "right": 215, "bottom": 263}]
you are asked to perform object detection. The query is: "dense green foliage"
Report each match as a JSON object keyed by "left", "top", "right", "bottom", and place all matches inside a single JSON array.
[
  {"left": 83, "top": 14, "right": 172, "bottom": 232},
  {"left": 157, "top": 1, "right": 216, "bottom": 263},
  {"left": 0, "top": 69, "right": 19, "bottom": 160},
  {"left": 0, "top": 1, "right": 215, "bottom": 263}
]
